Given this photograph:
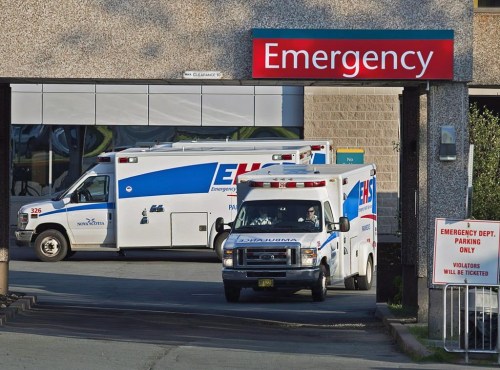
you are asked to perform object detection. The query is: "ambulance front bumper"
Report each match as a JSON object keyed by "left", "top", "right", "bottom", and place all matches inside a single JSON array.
[
  {"left": 15, "top": 230, "right": 34, "bottom": 243},
  {"left": 222, "top": 267, "right": 320, "bottom": 288}
]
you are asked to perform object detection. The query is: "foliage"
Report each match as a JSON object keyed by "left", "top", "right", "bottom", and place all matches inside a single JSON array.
[
  {"left": 389, "top": 275, "right": 402, "bottom": 305},
  {"left": 469, "top": 104, "right": 500, "bottom": 220}
]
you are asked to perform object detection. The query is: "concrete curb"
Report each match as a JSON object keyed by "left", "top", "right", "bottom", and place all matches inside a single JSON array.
[
  {"left": 0, "top": 296, "right": 37, "bottom": 326},
  {"left": 375, "top": 303, "right": 432, "bottom": 359}
]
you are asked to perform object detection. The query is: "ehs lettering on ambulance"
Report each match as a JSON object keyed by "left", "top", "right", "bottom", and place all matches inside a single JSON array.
[
  {"left": 319, "top": 178, "right": 376, "bottom": 251},
  {"left": 213, "top": 162, "right": 292, "bottom": 186},
  {"left": 345, "top": 177, "right": 377, "bottom": 223}
]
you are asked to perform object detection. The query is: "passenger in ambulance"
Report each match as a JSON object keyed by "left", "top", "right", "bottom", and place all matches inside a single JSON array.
[
  {"left": 250, "top": 208, "right": 274, "bottom": 225},
  {"left": 298, "top": 206, "right": 319, "bottom": 227}
]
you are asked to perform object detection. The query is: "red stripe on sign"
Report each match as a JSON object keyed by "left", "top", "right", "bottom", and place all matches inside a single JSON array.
[{"left": 253, "top": 38, "right": 453, "bottom": 80}]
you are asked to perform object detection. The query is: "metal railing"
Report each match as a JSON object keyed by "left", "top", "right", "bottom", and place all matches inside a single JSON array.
[{"left": 443, "top": 283, "right": 500, "bottom": 364}]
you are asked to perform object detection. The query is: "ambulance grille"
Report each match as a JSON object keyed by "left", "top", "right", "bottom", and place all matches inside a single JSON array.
[{"left": 236, "top": 247, "right": 298, "bottom": 267}]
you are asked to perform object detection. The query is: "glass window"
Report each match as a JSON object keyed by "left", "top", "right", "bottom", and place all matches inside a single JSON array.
[
  {"left": 75, "top": 175, "right": 109, "bottom": 203},
  {"left": 234, "top": 200, "right": 322, "bottom": 233},
  {"left": 11, "top": 124, "right": 50, "bottom": 196},
  {"left": 324, "top": 201, "right": 334, "bottom": 224},
  {"left": 110, "top": 126, "right": 302, "bottom": 149},
  {"left": 477, "top": 0, "right": 500, "bottom": 7},
  {"left": 11, "top": 124, "right": 302, "bottom": 197}
]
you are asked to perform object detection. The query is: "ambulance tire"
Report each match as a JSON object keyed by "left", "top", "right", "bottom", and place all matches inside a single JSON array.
[
  {"left": 357, "top": 256, "right": 373, "bottom": 291},
  {"left": 344, "top": 276, "right": 357, "bottom": 290},
  {"left": 34, "top": 230, "right": 68, "bottom": 262},
  {"left": 214, "top": 231, "right": 229, "bottom": 261},
  {"left": 312, "top": 264, "right": 327, "bottom": 302},
  {"left": 224, "top": 284, "right": 241, "bottom": 303}
]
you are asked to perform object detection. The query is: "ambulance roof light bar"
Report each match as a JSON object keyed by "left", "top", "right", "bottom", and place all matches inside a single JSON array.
[
  {"left": 272, "top": 153, "right": 294, "bottom": 160},
  {"left": 250, "top": 180, "right": 326, "bottom": 188}
]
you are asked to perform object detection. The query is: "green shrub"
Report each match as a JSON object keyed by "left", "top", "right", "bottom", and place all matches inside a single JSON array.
[{"left": 469, "top": 104, "right": 500, "bottom": 221}]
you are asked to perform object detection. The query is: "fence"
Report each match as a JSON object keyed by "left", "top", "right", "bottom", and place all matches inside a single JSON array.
[{"left": 443, "top": 283, "right": 500, "bottom": 364}]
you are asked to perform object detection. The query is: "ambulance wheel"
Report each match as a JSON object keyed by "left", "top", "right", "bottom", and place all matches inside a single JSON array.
[
  {"left": 344, "top": 276, "right": 356, "bottom": 290},
  {"left": 312, "top": 265, "right": 327, "bottom": 302},
  {"left": 357, "top": 256, "right": 373, "bottom": 291},
  {"left": 34, "top": 230, "right": 68, "bottom": 262},
  {"left": 224, "top": 284, "right": 241, "bottom": 303},
  {"left": 214, "top": 231, "right": 229, "bottom": 261}
]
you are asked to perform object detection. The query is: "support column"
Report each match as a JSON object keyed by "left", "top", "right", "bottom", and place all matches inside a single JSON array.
[
  {"left": 417, "top": 93, "right": 429, "bottom": 323},
  {"left": 401, "top": 87, "right": 420, "bottom": 310},
  {"left": 425, "top": 82, "right": 469, "bottom": 338},
  {"left": 0, "top": 84, "right": 11, "bottom": 295}
]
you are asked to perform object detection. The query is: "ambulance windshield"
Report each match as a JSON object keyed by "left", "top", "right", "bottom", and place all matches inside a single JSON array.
[{"left": 234, "top": 200, "right": 322, "bottom": 233}]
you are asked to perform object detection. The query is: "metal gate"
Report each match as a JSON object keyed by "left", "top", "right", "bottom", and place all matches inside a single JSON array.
[{"left": 443, "top": 283, "right": 500, "bottom": 364}]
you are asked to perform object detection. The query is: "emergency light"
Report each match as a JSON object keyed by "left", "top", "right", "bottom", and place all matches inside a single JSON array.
[
  {"left": 118, "top": 157, "right": 138, "bottom": 163},
  {"left": 272, "top": 154, "right": 293, "bottom": 160},
  {"left": 250, "top": 180, "right": 326, "bottom": 188},
  {"left": 97, "top": 156, "right": 111, "bottom": 163}
]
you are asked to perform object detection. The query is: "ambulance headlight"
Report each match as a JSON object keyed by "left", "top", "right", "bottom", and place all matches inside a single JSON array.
[
  {"left": 18, "top": 213, "right": 29, "bottom": 230},
  {"left": 301, "top": 248, "right": 317, "bottom": 267},
  {"left": 223, "top": 249, "right": 234, "bottom": 267}
]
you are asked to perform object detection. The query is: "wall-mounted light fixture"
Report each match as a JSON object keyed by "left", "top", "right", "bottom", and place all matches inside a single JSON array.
[{"left": 439, "top": 126, "right": 456, "bottom": 161}]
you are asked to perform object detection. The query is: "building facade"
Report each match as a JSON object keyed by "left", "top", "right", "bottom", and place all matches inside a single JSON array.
[{"left": 1, "top": 0, "right": 499, "bottom": 335}]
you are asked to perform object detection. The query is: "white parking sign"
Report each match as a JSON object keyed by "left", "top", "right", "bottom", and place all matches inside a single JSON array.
[{"left": 433, "top": 218, "right": 500, "bottom": 285}]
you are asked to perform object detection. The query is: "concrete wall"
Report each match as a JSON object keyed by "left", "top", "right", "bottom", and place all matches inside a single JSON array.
[
  {"left": 0, "top": 0, "right": 473, "bottom": 82},
  {"left": 473, "top": 12, "right": 500, "bottom": 86},
  {"left": 304, "top": 87, "right": 401, "bottom": 237}
]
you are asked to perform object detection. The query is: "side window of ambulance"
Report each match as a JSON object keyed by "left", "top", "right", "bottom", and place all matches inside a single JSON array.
[
  {"left": 77, "top": 176, "right": 109, "bottom": 203},
  {"left": 323, "top": 201, "right": 334, "bottom": 225}
]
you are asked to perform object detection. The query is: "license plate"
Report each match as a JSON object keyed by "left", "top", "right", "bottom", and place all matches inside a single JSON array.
[{"left": 258, "top": 278, "right": 274, "bottom": 288}]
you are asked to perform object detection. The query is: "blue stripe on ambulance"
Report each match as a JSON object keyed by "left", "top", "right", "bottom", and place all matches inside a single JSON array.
[
  {"left": 40, "top": 202, "right": 115, "bottom": 217},
  {"left": 319, "top": 231, "right": 339, "bottom": 250},
  {"left": 311, "top": 153, "right": 326, "bottom": 164},
  {"left": 343, "top": 178, "right": 377, "bottom": 220},
  {"left": 344, "top": 181, "right": 361, "bottom": 221},
  {"left": 118, "top": 163, "right": 217, "bottom": 199}
]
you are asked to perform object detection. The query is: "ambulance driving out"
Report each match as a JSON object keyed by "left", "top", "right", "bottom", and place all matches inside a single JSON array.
[{"left": 217, "top": 163, "right": 377, "bottom": 302}]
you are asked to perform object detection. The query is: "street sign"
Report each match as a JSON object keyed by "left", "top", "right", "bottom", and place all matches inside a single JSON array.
[
  {"left": 183, "top": 71, "right": 222, "bottom": 79},
  {"left": 432, "top": 218, "right": 500, "bottom": 285}
]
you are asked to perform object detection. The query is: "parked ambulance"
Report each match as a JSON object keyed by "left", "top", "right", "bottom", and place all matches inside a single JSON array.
[
  {"left": 170, "top": 139, "right": 332, "bottom": 164},
  {"left": 217, "top": 163, "right": 377, "bottom": 302},
  {"left": 15, "top": 145, "right": 311, "bottom": 262}
]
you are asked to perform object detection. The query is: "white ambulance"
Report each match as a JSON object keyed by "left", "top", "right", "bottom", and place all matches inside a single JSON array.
[
  {"left": 217, "top": 163, "right": 377, "bottom": 302},
  {"left": 170, "top": 139, "right": 332, "bottom": 164},
  {"left": 15, "top": 145, "right": 311, "bottom": 262}
]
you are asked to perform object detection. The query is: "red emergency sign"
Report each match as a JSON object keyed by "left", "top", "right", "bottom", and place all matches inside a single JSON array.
[{"left": 252, "top": 29, "right": 454, "bottom": 80}]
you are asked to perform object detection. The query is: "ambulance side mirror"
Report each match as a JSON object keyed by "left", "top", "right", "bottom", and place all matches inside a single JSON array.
[
  {"left": 215, "top": 217, "right": 225, "bottom": 233},
  {"left": 338, "top": 217, "right": 350, "bottom": 232}
]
